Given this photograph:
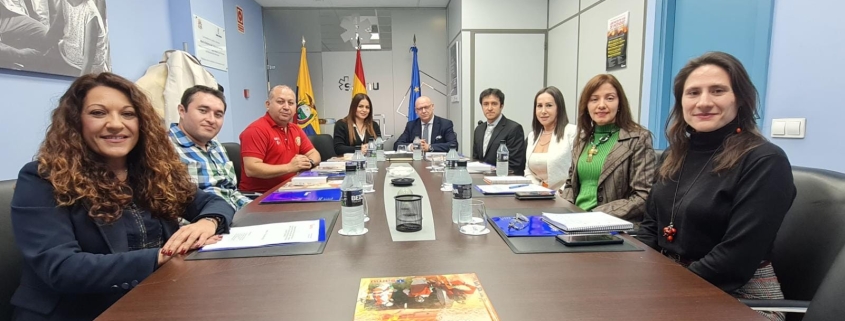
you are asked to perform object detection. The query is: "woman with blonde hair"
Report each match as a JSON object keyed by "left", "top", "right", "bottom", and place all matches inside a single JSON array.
[
  {"left": 9, "top": 72, "right": 234, "bottom": 320},
  {"left": 561, "top": 74, "right": 655, "bottom": 221}
]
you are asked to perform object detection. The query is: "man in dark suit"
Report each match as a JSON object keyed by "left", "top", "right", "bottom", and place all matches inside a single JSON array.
[
  {"left": 472, "top": 88, "right": 526, "bottom": 175},
  {"left": 394, "top": 96, "right": 458, "bottom": 152}
]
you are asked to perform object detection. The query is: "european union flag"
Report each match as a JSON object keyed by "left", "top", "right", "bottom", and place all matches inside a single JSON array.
[{"left": 408, "top": 45, "right": 420, "bottom": 121}]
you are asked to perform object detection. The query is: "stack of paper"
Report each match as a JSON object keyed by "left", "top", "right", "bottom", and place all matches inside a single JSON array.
[
  {"left": 541, "top": 212, "right": 634, "bottom": 233},
  {"left": 483, "top": 176, "right": 532, "bottom": 185},
  {"left": 200, "top": 219, "right": 325, "bottom": 252},
  {"left": 474, "top": 184, "right": 553, "bottom": 195},
  {"left": 467, "top": 161, "right": 494, "bottom": 173},
  {"left": 291, "top": 176, "right": 327, "bottom": 185},
  {"left": 316, "top": 161, "right": 345, "bottom": 171}
]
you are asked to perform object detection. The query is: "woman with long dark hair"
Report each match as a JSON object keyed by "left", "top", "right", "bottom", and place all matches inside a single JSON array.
[
  {"left": 637, "top": 52, "right": 795, "bottom": 321},
  {"left": 333, "top": 93, "right": 381, "bottom": 155},
  {"left": 9, "top": 72, "right": 234, "bottom": 320},
  {"left": 524, "top": 86, "right": 577, "bottom": 190},
  {"left": 561, "top": 74, "right": 655, "bottom": 221}
]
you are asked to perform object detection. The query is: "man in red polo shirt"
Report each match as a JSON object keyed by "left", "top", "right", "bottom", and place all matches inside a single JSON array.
[{"left": 239, "top": 85, "right": 321, "bottom": 192}]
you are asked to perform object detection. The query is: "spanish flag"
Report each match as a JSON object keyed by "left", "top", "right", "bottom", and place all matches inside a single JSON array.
[
  {"left": 296, "top": 41, "right": 320, "bottom": 135},
  {"left": 352, "top": 48, "right": 367, "bottom": 97}
]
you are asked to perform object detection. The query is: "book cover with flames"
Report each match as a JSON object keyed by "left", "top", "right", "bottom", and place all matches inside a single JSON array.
[{"left": 354, "top": 273, "right": 499, "bottom": 321}]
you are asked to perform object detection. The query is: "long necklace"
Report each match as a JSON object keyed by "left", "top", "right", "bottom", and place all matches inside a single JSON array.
[
  {"left": 663, "top": 149, "right": 719, "bottom": 242},
  {"left": 586, "top": 130, "right": 617, "bottom": 162}
]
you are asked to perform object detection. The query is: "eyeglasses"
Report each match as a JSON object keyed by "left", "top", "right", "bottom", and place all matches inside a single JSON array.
[
  {"left": 415, "top": 105, "right": 433, "bottom": 112},
  {"left": 508, "top": 213, "right": 529, "bottom": 230}
]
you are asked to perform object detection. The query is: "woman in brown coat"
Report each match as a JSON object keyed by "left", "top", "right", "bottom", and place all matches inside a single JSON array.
[{"left": 561, "top": 74, "right": 656, "bottom": 222}]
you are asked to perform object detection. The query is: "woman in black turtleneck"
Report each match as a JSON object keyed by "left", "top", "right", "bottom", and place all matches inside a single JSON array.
[{"left": 637, "top": 52, "right": 795, "bottom": 321}]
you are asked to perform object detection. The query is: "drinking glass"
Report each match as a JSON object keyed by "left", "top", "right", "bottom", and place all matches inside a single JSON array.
[
  {"left": 430, "top": 155, "right": 445, "bottom": 173},
  {"left": 397, "top": 144, "right": 408, "bottom": 152},
  {"left": 459, "top": 199, "right": 490, "bottom": 235},
  {"left": 363, "top": 171, "right": 375, "bottom": 194}
]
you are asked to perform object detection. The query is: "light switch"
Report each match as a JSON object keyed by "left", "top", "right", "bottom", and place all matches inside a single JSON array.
[
  {"left": 771, "top": 118, "right": 806, "bottom": 139},
  {"left": 786, "top": 121, "right": 801, "bottom": 136},
  {"left": 772, "top": 121, "right": 786, "bottom": 135}
]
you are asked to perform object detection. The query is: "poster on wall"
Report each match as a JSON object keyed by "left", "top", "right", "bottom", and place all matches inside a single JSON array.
[
  {"left": 606, "top": 11, "right": 629, "bottom": 71},
  {"left": 193, "top": 15, "right": 228, "bottom": 71},
  {"left": 449, "top": 40, "right": 460, "bottom": 103},
  {"left": 236, "top": 6, "right": 244, "bottom": 34},
  {"left": 0, "top": 0, "right": 111, "bottom": 77}
]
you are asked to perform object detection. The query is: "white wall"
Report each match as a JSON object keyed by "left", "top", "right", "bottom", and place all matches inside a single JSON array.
[
  {"left": 547, "top": 16, "right": 579, "bottom": 123},
  {"left": 457, "top": 31, "right": 472, "bottom": 154},
  {"left": 447, "top": 0, "right": 462, "bottom": 41},
  {"left": 461, "top": 0, "right": 548, "bottom": 30},
  {"left": 474, "top": 34, "right": 546, "bottom": 132},
  {"left": 547, "top": 0, "right": 648, "bottom": 124},
  {"left": 549, "top": 0, "right": 579, "bottom": 28}
]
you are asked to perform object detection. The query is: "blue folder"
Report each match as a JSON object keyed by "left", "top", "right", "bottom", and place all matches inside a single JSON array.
[
  {"left": 260, "top": 188, "right": 342, "bottom": 204},
  {"left": 490, "top": 215, "right": 564, "bottom": 237}
]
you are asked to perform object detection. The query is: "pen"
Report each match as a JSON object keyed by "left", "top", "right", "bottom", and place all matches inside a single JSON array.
[{"left": 508, "top": 184, "right": 529, "bottom": 189}]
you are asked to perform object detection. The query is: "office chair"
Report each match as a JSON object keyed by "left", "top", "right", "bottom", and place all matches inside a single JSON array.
[
  {"left": 802, "top": 245, "right": 845, "bottom": 321},
  {"left": 741, "top": 167, "right": 845, "bottom": 320},
  {"left": 221, "top": 142, "right": 260, "bottom": 198},
  {"left": 0, "top": 179, "right": 21, "bottom": 320},
  {"left": 307, "top": 134, "right": 336, "bottom": 162}
]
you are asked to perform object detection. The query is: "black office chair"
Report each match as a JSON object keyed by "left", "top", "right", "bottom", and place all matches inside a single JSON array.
[
  {"left": 653, "top": 149, "right": 665, "bottom": 166},
  {"left": 222, "top": 142, "right": 243, "bottom": 184},
  {"left": 0, "top": 180, "right": 21, "bottom": 320},
  {"left": 307, "top": 134, "right": 336, "bottom": 162},
  {"left": 803, "top": 246, "right": 845, "bottom": 321},
  {"left": 741, "top": 167, "right": 845, "bottom": 320},
  {"left": 221, "top": 142, "right": 260, "bottom": 199}
]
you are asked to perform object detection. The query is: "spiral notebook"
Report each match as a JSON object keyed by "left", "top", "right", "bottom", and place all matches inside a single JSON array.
[{"left": 541, "top": 212, "right": 634, "bottom": 232}]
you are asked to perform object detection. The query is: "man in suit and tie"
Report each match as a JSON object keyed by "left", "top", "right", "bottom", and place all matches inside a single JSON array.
[
  {"left": 472, "top": 88, "right": 526, "bottom": 175},
  {"left": 394, "top": 96, "right": 459, "bottom": 152}
]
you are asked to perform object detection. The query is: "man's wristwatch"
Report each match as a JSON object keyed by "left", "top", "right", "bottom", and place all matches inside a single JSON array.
[{"left": 308, "top": 159, "right": 316, "bottom": 169}]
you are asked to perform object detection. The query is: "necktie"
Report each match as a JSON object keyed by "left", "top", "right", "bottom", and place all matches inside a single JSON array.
[
  {"left": 482, "top": 124, "right": 494, "bottom": 157},
  {"left": 422, "top": 123, "right": 430, "bottom": 142}
]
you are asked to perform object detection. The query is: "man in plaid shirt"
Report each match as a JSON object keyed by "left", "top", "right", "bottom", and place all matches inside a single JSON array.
[{"left": 168, "top": 85, "right": 251, "bottom": 210}]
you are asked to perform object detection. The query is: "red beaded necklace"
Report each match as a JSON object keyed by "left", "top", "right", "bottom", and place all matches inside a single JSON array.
[{"left": 664, "top": 149, "right": 719, "bottom": 242}]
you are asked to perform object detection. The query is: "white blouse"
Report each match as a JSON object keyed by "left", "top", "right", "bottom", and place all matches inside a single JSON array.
[{"left": 527, "top": 152, "right": 550, "bottom": 184}]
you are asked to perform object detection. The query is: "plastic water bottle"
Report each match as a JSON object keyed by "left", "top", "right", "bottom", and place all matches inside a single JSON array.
[
  {"left": 366, "top": 139, "right": 377, "bottom": 172},
  {"left": 341, "top": 162, "right": 365, "bottom": 234},
  {"left": 375, "top": 136, "right": 386, "bottom": 161},
  {"left": 352, "top": 146, "right": 366, "bottom": 184},
  {"left": 496, "top": 140, "right": 509, "bottom": 177},
  {"left": 442, "top": 143, "right": 459, "bottom": 191},
  {"left": 451, "top": 160, "right": 472, "bottom": 224},
  {"left": 412, "top": 136, "right": 422, "bottom": 161}
]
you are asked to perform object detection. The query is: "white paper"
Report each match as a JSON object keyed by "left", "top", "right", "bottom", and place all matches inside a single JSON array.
[
  {"left": 200, "top": 220, "right": 322, "bottom": 251},
  {"left": 475, "top": 184, "right": 553, "bottom": 194},
  {"left": 467, "top": 161, "right": 494, "bottom": 173}
]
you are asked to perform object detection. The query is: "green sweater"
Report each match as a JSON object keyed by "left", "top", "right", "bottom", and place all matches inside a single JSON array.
[{"left": 575, "top": 124, "right": 620, "bottom": 210}]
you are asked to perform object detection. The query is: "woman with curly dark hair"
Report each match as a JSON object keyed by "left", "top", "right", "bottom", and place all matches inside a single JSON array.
[{"left": 9, "top": 72, "right": 235, "bottom": 320}]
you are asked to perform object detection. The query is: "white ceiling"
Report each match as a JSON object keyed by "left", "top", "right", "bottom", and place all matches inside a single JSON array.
[{"left": 255, "top": 0, "right": 450, "bottom": 8}]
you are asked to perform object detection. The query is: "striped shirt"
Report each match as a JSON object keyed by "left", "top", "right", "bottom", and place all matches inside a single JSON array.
[{"left": 168, "top": 123, "right": 251, "bottom": 210}]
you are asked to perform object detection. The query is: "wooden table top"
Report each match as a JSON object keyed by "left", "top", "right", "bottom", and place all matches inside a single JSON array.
[{"left": 98, "top": 162, "right": 764, "bottom": 321}]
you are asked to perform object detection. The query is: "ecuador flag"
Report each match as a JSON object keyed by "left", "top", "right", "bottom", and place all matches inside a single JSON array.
[{"left": 296, "top": 42, "right": 320, "bottom": 135}]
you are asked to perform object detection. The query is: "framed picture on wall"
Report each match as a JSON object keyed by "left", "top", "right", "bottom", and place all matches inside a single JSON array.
[
  {"left": 0, "top": 0, "right": 111, "bottom": 77},
  {"left": 449, "top": 40, "right": 460, "bottom": 103}
]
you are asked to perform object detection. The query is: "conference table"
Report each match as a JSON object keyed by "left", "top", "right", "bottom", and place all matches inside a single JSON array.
[{"left": 98, "top": 161, "right": 766, "bottom": 320}]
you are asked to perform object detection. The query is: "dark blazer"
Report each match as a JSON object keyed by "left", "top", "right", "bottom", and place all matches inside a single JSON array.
[
  {"left": 333, "top": 118, "right": 382, "bottom": 155},
  {"left": 393, "top": 116, "right": 458, "bottom": 152},
  {"left": 472, "top": 115, "right": 526, "bottom": 176},
  {"left": 561, "top": 128, "right": 656, "bottom": 222},
  {"left": 10, "top": 161, "right": 235, "bottom": 321}
]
